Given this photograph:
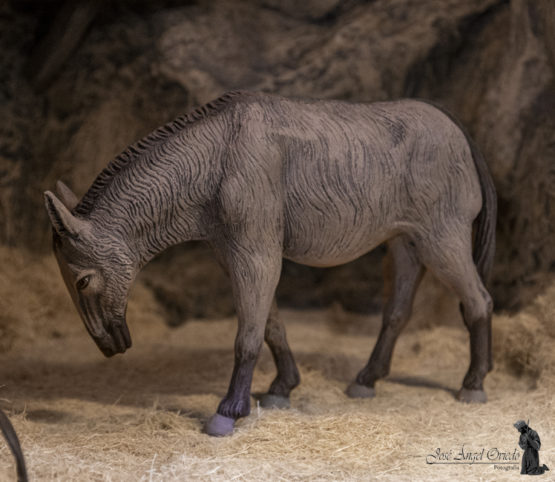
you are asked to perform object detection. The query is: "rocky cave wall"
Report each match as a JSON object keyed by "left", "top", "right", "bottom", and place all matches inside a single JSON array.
[{"left": 1, "top": 0, "right": 553, "bottom": 322}]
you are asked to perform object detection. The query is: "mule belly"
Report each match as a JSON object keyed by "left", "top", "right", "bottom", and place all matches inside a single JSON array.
[{"left": 282, "top": 221, "right": 390, "bottom": 268}]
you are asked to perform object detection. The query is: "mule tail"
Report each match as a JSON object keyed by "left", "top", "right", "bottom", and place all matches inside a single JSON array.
[
  {"left": 467, "top": 137, "right": 497, "bottom": 285},
  {"left": 419, "top": 100, "right": 497, "bottom": 285},
  {"left": 0, "top": 409, "right": 28, "bottom": 482}
]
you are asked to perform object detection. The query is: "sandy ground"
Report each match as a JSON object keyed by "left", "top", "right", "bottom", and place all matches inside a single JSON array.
[{"left": 0, "top": 248, "right": 553, "bottom": 480}]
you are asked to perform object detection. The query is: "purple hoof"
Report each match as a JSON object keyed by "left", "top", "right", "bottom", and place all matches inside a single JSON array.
[
  {"left": 260, "top": 394, "right": 290, "bottom": 409},
  {"left": 204, "top": 413, "right": 235, "bottom": 437},
  {"left": 346, "top": 382, "right": 376, "bottom": 399},
  {"left": 457, "top": 388, "right": 487, "bottom": 403}
]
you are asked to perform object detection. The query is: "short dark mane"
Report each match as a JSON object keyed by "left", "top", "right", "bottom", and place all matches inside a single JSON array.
[{"left": 74, "top": 90, "right": 249, "bottom": 216}]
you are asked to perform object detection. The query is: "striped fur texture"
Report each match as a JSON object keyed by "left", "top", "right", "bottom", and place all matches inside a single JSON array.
[{"left": 44, "top": 91, "right": 496, "bottom": 436}]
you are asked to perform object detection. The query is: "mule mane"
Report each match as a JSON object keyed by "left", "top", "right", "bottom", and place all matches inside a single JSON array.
[{"left": 74, "top": 90, "right": 249, "bottom": 216}]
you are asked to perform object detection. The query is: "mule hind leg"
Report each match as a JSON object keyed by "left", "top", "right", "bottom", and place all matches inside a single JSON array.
[
  {"left": 415, "top": 223, "right": 493, "bottom": 403},
  {"left": 259, "top": 299, "right": 301, "bottom": 409},
  {"left": 347, "top": 235, "right": 425, "bottom": 398}
]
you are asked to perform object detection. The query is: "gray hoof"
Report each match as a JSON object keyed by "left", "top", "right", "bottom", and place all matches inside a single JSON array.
[
  {"left": 204, "top": 413, "right": 235, "bottom": 437},
  {"left": 260, "top": 394, "right": 290, "bottom": 409},
  {"left": 457, "top": 388, "right": 487, "bottom": 403},
  {"left": 346, "top": 382, "right": 376, "bottom": 399}
]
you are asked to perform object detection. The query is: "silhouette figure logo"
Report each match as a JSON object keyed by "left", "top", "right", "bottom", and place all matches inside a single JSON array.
[{"left": 514, "top": 420, "right": 549, "bottom": 475}]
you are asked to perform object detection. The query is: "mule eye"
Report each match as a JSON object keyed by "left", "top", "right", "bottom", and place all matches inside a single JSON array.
[{"left": 76, "top": 275, "right": 90, "bottom": 290}]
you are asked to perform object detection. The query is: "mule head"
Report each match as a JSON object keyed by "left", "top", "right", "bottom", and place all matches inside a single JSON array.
[{"left": 44, "top": 183, "right": 136, "bottom": 357}]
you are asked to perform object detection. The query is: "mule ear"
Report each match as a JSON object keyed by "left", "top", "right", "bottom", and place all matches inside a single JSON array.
[
  {"left": 55, "top": 180, "right": 79, "bottom": 211},
  {"left": 44, "top": 191, "right": 88, "bottom": 238}
]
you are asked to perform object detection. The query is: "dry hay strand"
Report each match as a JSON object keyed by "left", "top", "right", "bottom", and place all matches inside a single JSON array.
[
  {"left": 0, "top": 309, "right": 553, "bottom": 480},
  {"left": 0, "top": 246, "right": 77, "bottom": 351},
  {"left": 493, "top": 277, "right": 555, "bottom": 385},
  {"left": 0, "top": 248, "right": 554, "bottom": 480}
]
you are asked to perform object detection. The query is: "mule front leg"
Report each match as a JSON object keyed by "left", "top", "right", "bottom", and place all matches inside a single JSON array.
[{"left": 205, "top": 250, "right": 281, "bottom": 437}]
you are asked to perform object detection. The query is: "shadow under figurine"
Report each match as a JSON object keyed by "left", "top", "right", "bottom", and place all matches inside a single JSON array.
[
  {"left": 515, "top": 420, "right": 549, "bottom": 475},
  {"left": 44, "top": 91, "right": 497, "bottom": 436}
]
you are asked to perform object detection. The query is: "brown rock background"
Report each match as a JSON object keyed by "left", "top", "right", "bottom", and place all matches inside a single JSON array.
[{"left": 1, "top": 0, "right": 553, "bottom": 325}]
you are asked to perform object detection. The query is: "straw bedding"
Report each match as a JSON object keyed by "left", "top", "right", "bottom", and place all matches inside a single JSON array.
[{"left": 0, "top": 247, "right": 553, "bottom": 480}]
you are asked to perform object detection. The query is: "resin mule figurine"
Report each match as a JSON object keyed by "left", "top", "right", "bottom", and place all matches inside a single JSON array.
[{"left": 44, "top": 91, "right": 496, "bottom": 437}]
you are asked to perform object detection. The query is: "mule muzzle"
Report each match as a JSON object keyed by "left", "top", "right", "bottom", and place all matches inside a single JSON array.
[{"left": 93, "top": 320, "right": 132, "bottom": 357}]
